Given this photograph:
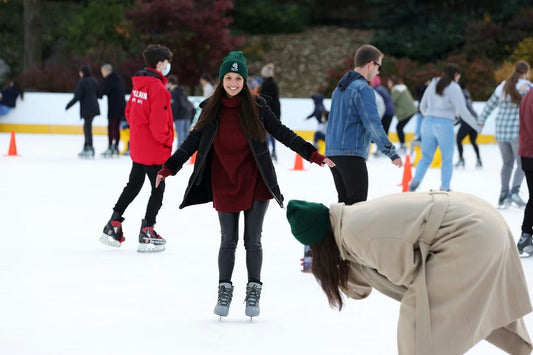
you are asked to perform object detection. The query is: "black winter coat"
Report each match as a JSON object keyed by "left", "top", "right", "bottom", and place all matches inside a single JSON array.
[
  {"left": 100, "top": 72, "right": 126, "bottom": 119},
  {"left": 259, "top": 78, "right": 281, "bottom": 120},
  {"left": 164, "top": 96, "right": 317, "bottom": 209},
  {"left": 66, "top": 76, "right": 100, "bottom": 119}
]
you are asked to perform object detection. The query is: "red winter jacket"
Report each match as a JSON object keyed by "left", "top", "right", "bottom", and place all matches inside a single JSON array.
[{"left": 125, "top": 68, "right": 174, "bottom": 165}]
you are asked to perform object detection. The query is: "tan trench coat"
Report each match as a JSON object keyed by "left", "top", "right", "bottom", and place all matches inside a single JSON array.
[{"left": 329, "top": 191, "right": 532, "bottom": 355}]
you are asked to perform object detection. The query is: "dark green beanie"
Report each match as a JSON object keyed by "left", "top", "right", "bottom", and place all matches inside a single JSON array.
[
  {"left": 286, "top": 200, "right": 331, "bottom": 245},
  {"left": 219, "top": 51, "right": 248, "bottom": 82}
]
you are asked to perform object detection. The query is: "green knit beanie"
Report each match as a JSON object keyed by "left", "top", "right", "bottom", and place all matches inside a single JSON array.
[
  {"left": 219, "top": 51, "right": 248, "bottom": 82},
  {"left": 286, "top": 200, "right": 331, "bottom": 246}
]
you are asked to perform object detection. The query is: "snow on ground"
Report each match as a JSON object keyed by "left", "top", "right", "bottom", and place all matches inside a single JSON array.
[{"left": 0, "top": 133, "right": 531, "bottom": 355}]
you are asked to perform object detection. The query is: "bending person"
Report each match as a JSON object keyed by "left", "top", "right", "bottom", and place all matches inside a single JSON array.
[{"left": 286, "top": 192, "right": 532, "bottom": 355}]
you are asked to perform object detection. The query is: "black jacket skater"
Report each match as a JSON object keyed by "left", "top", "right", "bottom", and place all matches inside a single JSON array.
[
  {"left": 259, "top": 77, "right": 281, "bottom": 120},
  {"left": 164, "top": 96, "right": 317, "bottom": 209},
  {"left": 100, "top": 71, "right": 126, "bottom": 119},
  {"left": 66, "top": 76, "right": 101, "bottom": 119}
]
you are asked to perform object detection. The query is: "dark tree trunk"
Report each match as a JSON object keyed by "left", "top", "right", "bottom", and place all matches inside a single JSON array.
[{"left": 23, "top": 0, "right": 42, "bottom": 71}]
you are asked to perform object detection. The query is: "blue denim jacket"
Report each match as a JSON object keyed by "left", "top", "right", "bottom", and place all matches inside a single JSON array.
[{"left": 325, "top": 71, "right": 399, "bottom": 160}]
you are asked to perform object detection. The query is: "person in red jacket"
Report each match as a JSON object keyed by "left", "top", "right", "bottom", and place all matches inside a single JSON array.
[
  {"left": 518, "top": 87, "right": 533, "bottom": 256},
  {"left": 99, "top": 44, "right": 174, "bottom": 253},
  {"left": 156, "top": 51, "right": 335, "bottom": 319}
]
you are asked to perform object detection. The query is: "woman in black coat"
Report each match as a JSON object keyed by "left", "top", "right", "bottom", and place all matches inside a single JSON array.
[
  {"left": 155, "top": 51, "right": 335, "bottom": 320},
  {"left": 66, "top": 65, "right": 101, "bottom": 158},
  {"left": 259, "top": 63, "right": 281, "bottom": 161}
]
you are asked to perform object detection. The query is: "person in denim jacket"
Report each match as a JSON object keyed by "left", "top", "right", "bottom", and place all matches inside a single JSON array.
[{"left": 325, "top": 44, "right": 402, "bottom": 205}]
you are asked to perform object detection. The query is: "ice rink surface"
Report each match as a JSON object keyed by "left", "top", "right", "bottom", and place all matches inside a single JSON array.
[{"left": 0, "top": 133, "right": 531, "bottom": 355}]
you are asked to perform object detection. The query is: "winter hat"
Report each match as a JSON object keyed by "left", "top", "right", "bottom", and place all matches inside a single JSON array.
[
  {"left": 286, "top": 200, "right": 331, "bottom": 245},
  {"left": 219, "top": 51, "right": 248, "bottom": 82},
  {"left": 261, "top": 63, "right": 275, "bottom": 78}
]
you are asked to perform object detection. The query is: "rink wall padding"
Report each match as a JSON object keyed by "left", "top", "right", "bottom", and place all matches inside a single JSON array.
[{"left": 0, "top": 92, "right": 496, "bottom": 144}]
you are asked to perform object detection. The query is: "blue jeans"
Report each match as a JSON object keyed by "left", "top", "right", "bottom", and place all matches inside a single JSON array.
[
  {"left": 174, "top": 119, "right": 191, "bottom": 148},
  {"left": 413, "top": 116, "right": 455, "bottom": 190},
  {"left": 0, "top": 104, "right": 11, "bottom": 116},
  {"left": 414, "top": 112, "right": 423, "bottom": 138}
]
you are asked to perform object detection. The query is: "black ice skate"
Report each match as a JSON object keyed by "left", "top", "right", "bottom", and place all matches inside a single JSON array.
[
  {"left": 99, "top": 219, "right": 125, "bottom": 247},
  {"left": 112, "top": 144, "right": 120, "bottom": 157},
  {"left": 518, "top": 233, "right": 533, "bottom": 257},
  {"left": 137, "top": 219, "right": 166, "bottom": 252},
  {"left": 78, "top": 146, "right": 95, "bottom": 159},
  {"left": 497, "top": 191, "right": 511, "bottom": 209},
  {"left": 454, "top": 157, "right": 465, "bottom": 168},
  {"left": 101, "top": 146, "right": 115, "bottom": 158}
]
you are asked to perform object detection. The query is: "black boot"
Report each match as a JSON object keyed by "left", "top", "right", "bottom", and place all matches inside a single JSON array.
[
  {"left": 79, "top": 145, "right": 95, "bottom": 159},
  {"left": 99, "top": 211, "right": 125, "bottom": 247}
]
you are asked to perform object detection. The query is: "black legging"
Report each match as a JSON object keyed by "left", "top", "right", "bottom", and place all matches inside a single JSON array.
[
  {"left": 396, "top": 115, "right": 413, "bottom": 145},
  {"left": 83, "top": 116, "right": 95, "bottom": 147},
  {"left": 329, "top": 156, "right": 368, "bottom": 204},
  {"left": 113, "top": 162, "right": 165, "bottom": 227},
  {"left": 456, "top": 120, "right": 480, "bottom": 159},
  {"left": 521, "top": 157, "right": 533, "bottom": 235},
  {"left": 108, "top": 117, "right": 121, "bottom": 146},
  {"left": 381, "top": 114, "right": 394, "bottom": 134},
  {"left": 217, "top": 200, "right": 269, "bottom": 284}
]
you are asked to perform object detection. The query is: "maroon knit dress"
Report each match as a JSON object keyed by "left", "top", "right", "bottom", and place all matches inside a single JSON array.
[{"left": 211, "top": 96, "right": 272, "bottom": 212}]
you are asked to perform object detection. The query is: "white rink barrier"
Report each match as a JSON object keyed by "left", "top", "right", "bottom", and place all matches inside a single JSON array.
[{"left": 0, "top": 92, "right": 496, "bottom": 143}]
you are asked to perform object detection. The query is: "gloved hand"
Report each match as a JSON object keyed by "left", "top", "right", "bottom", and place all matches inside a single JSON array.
[
  {"left": 155, "top": 166, "right": 172, "bottom": 188},
  {"left": 309, "top": 151, "right": 335, "bottom": 167}
]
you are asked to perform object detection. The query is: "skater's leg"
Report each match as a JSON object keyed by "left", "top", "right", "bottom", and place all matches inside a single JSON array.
[
  {"left": 217, "top": 211, "right": 240, "bottom": 283},
  {"left": 243, "top": 200, "right": 269, "bottom": 283},
  {"left": 113, "top": 162, "right": 146, "bottom": 215},
  {"left": 143, "top": 164, "right": 165, "bottom": 227}
]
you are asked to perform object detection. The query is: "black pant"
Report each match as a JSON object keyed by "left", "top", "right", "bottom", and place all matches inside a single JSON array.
[
  {"left": 217, "top": 200, "right": 269, "bottom": 283},
  {"left": 521, "top": 157, "right": 533, "bottom": 234},
  {"left": 83, "top": 116, "right": 95, "bottom": 147},
  {"left": 396, "top": 115, "right": 413, "bottom": 145},
  {"left": 456, "top": 122, "right": 480, "bottom": 159},
  {"left": 113, "top": 162, "right": 165, "bottom": 226},
  {"left": 108, "top": 117, "right": 121, "bottom": 146},
  {"left": 381, "top": 114, "right": 394, "bottom": 134},
  {"left": 329, "top": 156, "right": 368, "bottom": 204}
]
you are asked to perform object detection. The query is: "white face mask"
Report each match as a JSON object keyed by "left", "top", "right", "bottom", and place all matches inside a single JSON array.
[{"left": 162, "top": 63, "right": 171, "bottom": 76}]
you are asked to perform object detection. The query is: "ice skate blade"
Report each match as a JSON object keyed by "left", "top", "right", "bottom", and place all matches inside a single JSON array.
[
  {"left": 99, "top": 234, "right": 122, "bottom": 248},
  {"left": 137, "top": 243, "right": 165, "bottom": 253}
]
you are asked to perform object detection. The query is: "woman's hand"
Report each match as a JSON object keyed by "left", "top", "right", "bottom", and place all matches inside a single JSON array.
[
  {"left": 323, "top": 157, "right": 336, "bottom": 167},
  {"left": 309, "top": 151, "right": 336, "bottom": 167},
  {"left": 155, "top": 166, "right": 172, "bottom": 188}
]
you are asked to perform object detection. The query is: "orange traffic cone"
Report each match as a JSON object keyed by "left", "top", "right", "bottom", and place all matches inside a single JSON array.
[
  {"left": 5, "top": 131, "right": 20, "bottom": 157},
  {"left": 291, "top": 153, "right": 305, "bottom": 171},
  {"left": 189, "top": 151, "right": 197, "bottom": 164},
  {"left": 400, "top": 153, "right": 412, "bottom": 192}
]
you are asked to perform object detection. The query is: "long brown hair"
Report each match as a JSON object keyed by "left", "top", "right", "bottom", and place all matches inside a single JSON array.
[
  {"left": 193, "top": 81, "right": 267, "bottom": 142},
  {"left": 310, "top": 230, "right": 349, "bottom": 310},
  {"left": 502, "top": 60, "right": 530, "bottom": 105},
  {"left": 436, "top": 63, "right": 460, "bottom": 96}
]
